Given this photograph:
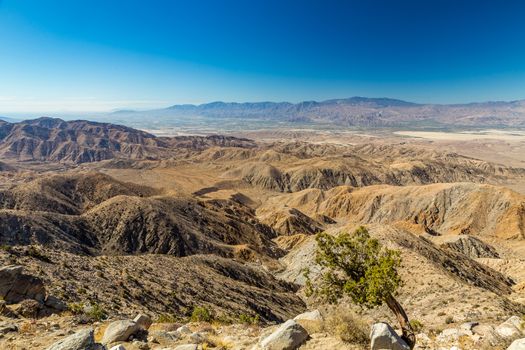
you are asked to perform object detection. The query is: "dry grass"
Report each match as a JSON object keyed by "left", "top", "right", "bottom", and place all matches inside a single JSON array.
[{"left": 322, "top": 308, "right": 369, "bottom": 346}]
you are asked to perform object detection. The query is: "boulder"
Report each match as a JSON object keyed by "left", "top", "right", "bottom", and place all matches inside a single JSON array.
[
  {"left": 174, "top": 345, "right": 198, "bottom": 350},
  {"left": 496, "top": 316, "right": 524, "bottom": 338},
  {"left": 45, "top": 295, "right": 68, "bottom": 312},
  {"left": 508, "top": 338, "right": 525, "bottom": 350},
  {"left": 102, "top": 319, "right": 139, "bottom": 344},
  {"left": 46, "top": 328, "right": 96, "bottom": 350},
  {"left": 370, "top": 322, "right": 410, "bottom": 350},
  {"left": 0, "top": 265, "right": 46, "bottom": 303},
  {"left": 260, "top": 319, "right": 309, "bottom": 350},
  {"left": 294, "top": 309, "right": 323, "bottom": 334},
  {"left": 134, "top": 314, "right": 152, "bottom": 330}
]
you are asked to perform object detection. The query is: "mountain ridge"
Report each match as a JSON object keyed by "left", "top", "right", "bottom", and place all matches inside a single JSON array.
[{"left": 107, "top": 96, "right": 525, "bottom": 128}]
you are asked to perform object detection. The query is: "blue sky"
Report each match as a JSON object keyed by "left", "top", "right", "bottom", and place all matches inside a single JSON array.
[{"left": 1, "top": 0, "right": 525, "bottom": 112}]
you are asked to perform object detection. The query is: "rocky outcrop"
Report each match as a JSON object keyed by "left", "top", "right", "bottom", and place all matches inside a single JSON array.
[
  {"left": 441, "top": 235, "right": 500, "bottom": 258},
  {"left": 260, "top": 319, "right": 309, "bottom": 350},
  {"left": 370, "top": 323, "right": 410, "bottom": 350},
  {"left": 258, "top": 207, "right": 324, "bottom": 236},
  {"left": 0, "top": 265, "right": 46, "bottom": 304}
]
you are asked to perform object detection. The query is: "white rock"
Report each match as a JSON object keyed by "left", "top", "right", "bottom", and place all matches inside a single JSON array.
[
  {"left": 260, "top": 319, "right": 309, "bottom": 350},
  {"left": 109, "top": 345, "right": 126, "bottom": 350},
  {"left": 370, "top": 322, "right": 410, "bottom": 350},
  {"left": 102, "top": 319, "right": 139, "bottom": 344},
  {"left": 176, "top": 325, "right": 192, "bottom": 334},
  {"left": 174, "top": 345, "right": 198, "bottom": 350},
  {"left": 46, "top": 328, "right": 95, "bottom": 350},
  {"left": 460, "top": 322, "right": 478, "bottom": 332},
  {"left": 416, "top": 333, "right": 431, "bottom": 344},
  {"left": 508, "top": 338, "right": 525, "bottom": 350},
  {"left": 496, "top": 316, "right": 524, "bottom": 338},
  {"left": 436, "top": 328, "right": 461, "bottom": 343},
  {"left": 293, "top": 310, "right": 321, "bottom": 322}
]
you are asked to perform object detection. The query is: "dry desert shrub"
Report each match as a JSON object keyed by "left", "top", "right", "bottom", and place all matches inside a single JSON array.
[{"left": 322, "top": 308, "right": 369, "bottom": 345}]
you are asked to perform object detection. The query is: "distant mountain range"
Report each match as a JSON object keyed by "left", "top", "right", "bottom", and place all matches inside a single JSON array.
[{"left": 107, "top": 96, "right": 525, "bottom": 129}]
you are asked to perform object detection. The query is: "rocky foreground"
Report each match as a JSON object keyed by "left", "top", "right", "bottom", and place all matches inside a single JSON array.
[{"left": 1, "top": 264, "right": 525, "bottom": 350}]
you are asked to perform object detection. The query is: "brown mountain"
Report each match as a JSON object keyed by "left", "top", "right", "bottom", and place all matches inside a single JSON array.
[
  {"left": 0, "top": 172, "right": 281, "bottom": 260},
  {"left": 0, "top": 117, "right": 256, "bottom": 163}
]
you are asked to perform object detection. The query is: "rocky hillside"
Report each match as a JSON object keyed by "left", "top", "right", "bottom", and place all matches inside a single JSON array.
[
  {"left": 0, "top": 117, "right": 255, "bottom": 163},
  {"left": 278, "top": 224, "right": 524, "bottom": 328},
  {"left": 0, "top": 172, "right": 282, "bottom": 260},
  {"left": 257, "top": 182, "right": 525, "bottom": 240},
  {"left": 213, "top": 142, "right": 525, "bottom": 192}
]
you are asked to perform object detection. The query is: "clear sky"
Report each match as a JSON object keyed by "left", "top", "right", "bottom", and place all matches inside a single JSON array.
[{"left": 1, "top": 0, "right": 525, "bottom": 112}]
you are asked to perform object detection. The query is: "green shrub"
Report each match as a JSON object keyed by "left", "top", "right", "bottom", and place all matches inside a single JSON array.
[
  {"left": 410, "top": 319, "right": 424, "bottom": 333},
  {"left": 85, "top": 303, "right": 107, "bottom": 321},
  {"left": 67, "top": 302, "right": 85, "bottom": 315},
  {"left": 191, "top": 306, "right": 213, "bottom": 322},
  {"left": 238, "top": 313, "right": 260, "bottom": 325}
]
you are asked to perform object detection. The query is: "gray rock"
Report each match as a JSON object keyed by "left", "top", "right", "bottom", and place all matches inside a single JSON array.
[
  {"left": 260, "top": 319, "right": 309, "bottom": 350},
  {"left": 148, "top": 329, "right": 182, "bottom": 343},
  {"left": 0, "top": 265, "right": 46, "bottom": 303},
  {"left": 45, "top": 295, "right": 68, "bottom": 311},
  {"left": 174, "top": 345, "right": 198, "bottom": 350},
  {"left": 370, "top": 322, "right": 410, "bottom": 350},
  {"left": 176, "top": 325, "right": 192, "bottom": 334},
  {"left": 133, "top": 314, "right": 152, "bottom": 330},
  {"left": 189, "top": 331, "right": 205, "bottom": 343},
  {"left": 102, "top": 319, "right": 139, "bottom": 344},
  {"left": 294, "top": 310, "right": 322, "bottom": 322},
  {"left": 496, "top": 316, "right": 524, "bottom": 338},
  {"left": 46, "top": 328, "right": 96, "bottom": 350},
  {"left": 508, "top": 338, "right": 525, "bottom": 350}
]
